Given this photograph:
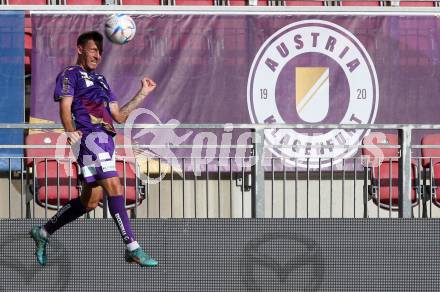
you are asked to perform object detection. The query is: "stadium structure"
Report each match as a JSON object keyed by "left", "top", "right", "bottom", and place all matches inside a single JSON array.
[{"left": 0, "top": 1, "right": 440, "bottom": 291}]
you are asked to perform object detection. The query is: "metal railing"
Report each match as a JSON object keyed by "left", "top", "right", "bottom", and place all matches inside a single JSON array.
[
  {"left": 1, "top": 123, "right": 440, "bottom": 219},
  {"left": 1, "top": 0, "right": 439, "bottom": 6}
]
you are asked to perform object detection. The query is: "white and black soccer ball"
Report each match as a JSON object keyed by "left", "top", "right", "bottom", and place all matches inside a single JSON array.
[{"left": 105, "top": 13, "right": 136, "bottom": 45}]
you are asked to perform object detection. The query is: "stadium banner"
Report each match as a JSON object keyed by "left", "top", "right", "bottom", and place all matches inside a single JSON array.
[
  {"left": 0, "top": 11, "right": 24, "bottom": 171},
  {"left": 30, "top": 14, "right": 440, "bottom": 170}
]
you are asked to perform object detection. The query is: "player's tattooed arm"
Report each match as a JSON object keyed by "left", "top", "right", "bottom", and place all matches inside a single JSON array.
[
  {"left": 59, "top": 96, "right": 82, "bottom": 144},
  {"left": 110, "top": 77, "right": 156, "bottom": 124}
]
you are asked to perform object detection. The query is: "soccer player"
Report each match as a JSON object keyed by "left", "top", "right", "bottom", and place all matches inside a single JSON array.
[{"left": 30, "top": 31, "right": 158, "bottom": 267}]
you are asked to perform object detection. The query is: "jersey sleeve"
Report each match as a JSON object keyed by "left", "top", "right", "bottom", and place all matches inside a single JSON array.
[{"left": 53, "top": 68, "right": 77, "bottom": 102}]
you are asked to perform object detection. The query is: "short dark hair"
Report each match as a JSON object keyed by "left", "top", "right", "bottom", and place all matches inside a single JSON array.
[{"left": 77, "top": 31, "right": 103, "bottom": 54}]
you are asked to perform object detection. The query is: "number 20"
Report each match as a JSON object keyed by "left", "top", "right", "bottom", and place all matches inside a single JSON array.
[{"left": 356, "top": 89, "right": 367, "bottom": 99}]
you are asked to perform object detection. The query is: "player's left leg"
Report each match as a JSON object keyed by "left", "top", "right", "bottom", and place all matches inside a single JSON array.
[
  {"left": 99, "top": 176, "right": 158, "bottom": 267},
  {"left": 30, "top": 183, "right": 101, "bottom": 265}
]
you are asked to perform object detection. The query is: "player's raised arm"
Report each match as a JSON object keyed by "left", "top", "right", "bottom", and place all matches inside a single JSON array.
[{"left": 109, "top": 77, "right": 156, "bottom": 124}]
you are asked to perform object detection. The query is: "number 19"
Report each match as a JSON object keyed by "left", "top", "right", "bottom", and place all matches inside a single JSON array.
[{"left": 260, "top": 88, "right": 268, "bottom": 99}]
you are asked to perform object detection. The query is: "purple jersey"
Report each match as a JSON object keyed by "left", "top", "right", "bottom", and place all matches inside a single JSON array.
[{"left": 54, "top": 65, "right": 117, "bottom": 136}]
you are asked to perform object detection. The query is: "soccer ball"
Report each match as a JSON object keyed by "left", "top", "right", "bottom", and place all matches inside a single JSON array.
[{"left": 105, "top": 13, "right": 136, "bottom": 45}]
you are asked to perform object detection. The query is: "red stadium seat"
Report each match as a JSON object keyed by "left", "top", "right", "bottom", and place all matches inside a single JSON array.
[
  {"left": 362, "top": 132, "right": 419, "bottom": 212},
  {"left": 420, "top": 134, "right": 440, "bottom": 169},
  {"left": 420, "top": 134, "right": 440, "bottom": 209},
  {"left": 7, "top": 0, "right": 47, "bottom": 4},
  {"left": 33, "top": 159, "right": 81, "bottom": 209},
  {"left": 25, "top": 132, "right": 81, "bottom": 210},
  {"left": 25, "top": 132, "right": 144, "bottom": 211},
  {"left": 25, "top": 132, "right": 74, "bottom": 166},
  {"left": 399, "top": 1, "right": 435, "bottom": 6},
  {"left": 66, "top": 0, "right": 103, "bottom": 4},
  {"left": 121, "top": 0, "right": 161, "bottom": 4},
  {"left": 175, "top": 0, "right": 214, "bottom": 4},
  {"left": 285, "top": 0, "right": 324, "bottom": 5},
  {"left": 341, "top": 1, "right": 382, "bottom": 5},
  {"left": 427, "top": 163, "right": 440, "bottom": 208},
  {"left": 229, "top": 0, "right": 268, "bottom": 4}
]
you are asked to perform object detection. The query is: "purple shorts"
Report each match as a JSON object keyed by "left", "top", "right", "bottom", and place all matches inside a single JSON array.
[{"left": 74, "top": 132, "right": 118, "bottom": 184}]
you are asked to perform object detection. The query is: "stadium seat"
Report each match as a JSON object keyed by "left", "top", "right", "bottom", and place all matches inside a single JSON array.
[
  {"left": 6, "top": 0, "right": 47, "bottom": 3},
  {"left": 341, "top": 1, "right": 382, "bottom": 5},
  {"left": 25, "top": 132, "right": 144, "bottom": 211},
  {"left": 229, "top": 0, "right": 268, "bottom": 4},
  {"left": 420, "top": 134, "right": 440, "bottom": 208},
  {"left": 25, "top": 132, "right": 81, "bottom": 210},
  {"left": 120, "top": 0, "right": 160, "bottom": 4},
  {"left": 285, "top": 0, "right": 324, "bottom": 5},
  {"left": 399, "top": 1, "right": 436, "bottom": 6},
  {"left": 65, "top": 0, "right": 103, "bottom": 4},
  {"left": 33, "top": 158, "right": 81, "bottom": 209},
  {"left": 420, "top": 134, "right": 440, "bottom": 169},
  {"left": 175, "top": 0, "right": 214, "bottom": 4},
  {"left": 362, "top": 133, "right": 419, "bottom": 212},
  {"left": 427, "top": 163, "right": 440, "bottom": 208}
]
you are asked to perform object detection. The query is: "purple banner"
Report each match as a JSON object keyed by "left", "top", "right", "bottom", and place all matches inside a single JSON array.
[
  {"left": 31, "top": 14, "right": 440, "bottom": 124},
  {"left": 30, "top": 14, "right": 440, "bottom": 169}
]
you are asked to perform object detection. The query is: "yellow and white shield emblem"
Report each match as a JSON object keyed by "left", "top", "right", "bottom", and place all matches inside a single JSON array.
[{"left": 296, "top": 67, "right": 329, "bottom": 123}]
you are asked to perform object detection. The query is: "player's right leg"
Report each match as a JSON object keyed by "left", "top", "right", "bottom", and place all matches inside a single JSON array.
[
  {"left": 30, "top": 183, "right": 101, "bottom": 266},
  {"left": 100, "top": 176, "right": 158, "bottom": 267}
]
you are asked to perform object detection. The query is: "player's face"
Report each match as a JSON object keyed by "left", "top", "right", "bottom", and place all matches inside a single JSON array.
[{"left": 77, "top": 40, "right": 101, "bottom": 72}]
